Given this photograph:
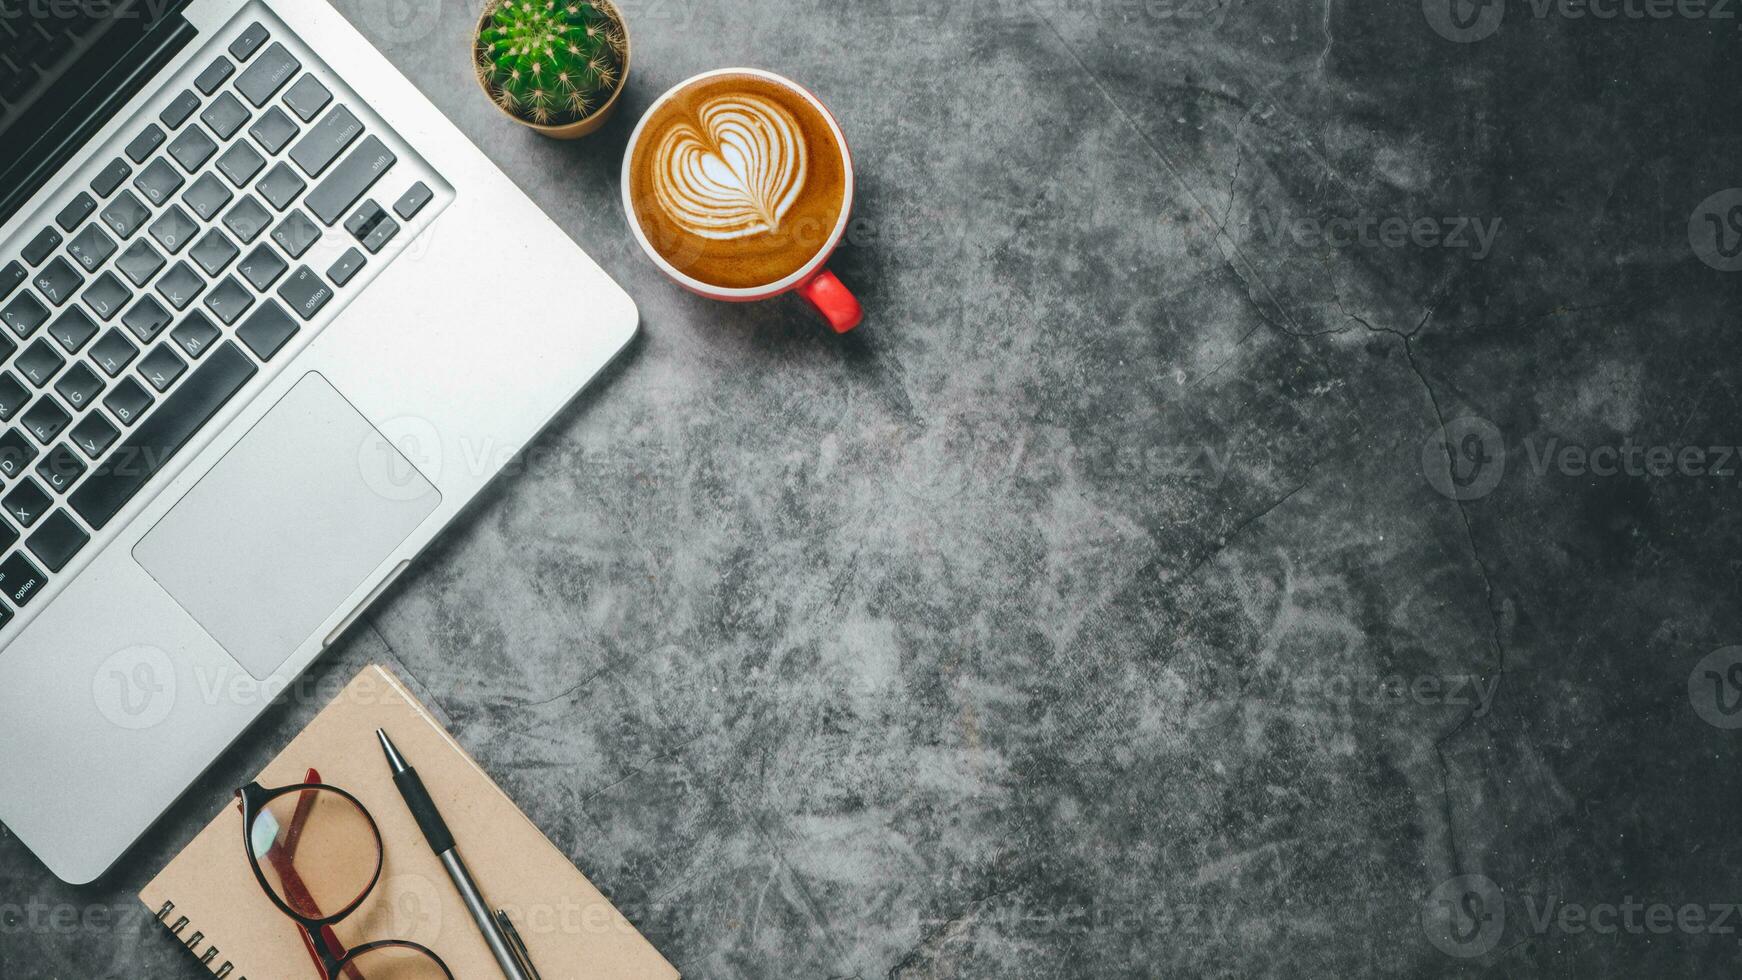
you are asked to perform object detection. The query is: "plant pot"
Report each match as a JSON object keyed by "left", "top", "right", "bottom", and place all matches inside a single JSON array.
[{"left": 473, "top": 0, "right": 632, "bottom": 139}]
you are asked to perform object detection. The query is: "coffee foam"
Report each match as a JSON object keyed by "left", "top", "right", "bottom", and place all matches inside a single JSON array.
[{"left": 650, "top": 93, "right": 808, "bottom": 241}]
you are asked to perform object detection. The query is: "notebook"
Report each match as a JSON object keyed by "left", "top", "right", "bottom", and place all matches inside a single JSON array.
[{"left": 139, "top": 664, "right": 679, "bottom": 980}]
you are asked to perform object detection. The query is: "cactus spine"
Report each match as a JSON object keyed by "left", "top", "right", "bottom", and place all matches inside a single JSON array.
[{"left": 477, "top": 0, "right": 625, "bottom": 125}]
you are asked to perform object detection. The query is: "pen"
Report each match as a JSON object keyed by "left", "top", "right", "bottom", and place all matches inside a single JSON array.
[{"left": 377, "top": 728, "right": 536, "bottom": 980}]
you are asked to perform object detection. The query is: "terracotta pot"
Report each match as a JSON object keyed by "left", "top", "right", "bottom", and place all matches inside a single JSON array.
[{"left": 473, "top": 0, "right": 631, "bottom": 139}]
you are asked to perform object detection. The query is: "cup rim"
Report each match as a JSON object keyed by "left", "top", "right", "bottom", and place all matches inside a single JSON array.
[{"left": 619, "top": 67, "right": 855, "bottom": 300}]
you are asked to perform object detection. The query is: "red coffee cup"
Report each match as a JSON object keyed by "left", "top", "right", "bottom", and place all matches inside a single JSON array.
[{"left": 620, "top": 68, "right": 862, "bottom": 333}]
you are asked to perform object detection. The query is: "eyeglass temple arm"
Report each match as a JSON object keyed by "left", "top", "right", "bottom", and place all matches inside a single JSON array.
[{"left": 259, "top": 768, "right": 362, "bottom": 980}]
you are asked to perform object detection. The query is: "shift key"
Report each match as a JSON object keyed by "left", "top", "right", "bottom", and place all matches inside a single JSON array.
[
  {"left": 290, "top": 105, "right": 363, "bottom": 179},
  {"left": 306, "top": 137, "right": 396, "bottom": 226}
]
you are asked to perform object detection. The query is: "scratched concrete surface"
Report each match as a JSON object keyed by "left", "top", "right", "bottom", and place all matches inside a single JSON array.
[{"left": 6, "top": 0, "right": 1742, "bottom": 976}]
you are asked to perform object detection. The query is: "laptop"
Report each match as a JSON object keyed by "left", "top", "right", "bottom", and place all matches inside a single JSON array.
[{"left": 0, "top": 0, "right": 637, "bottom": 883}]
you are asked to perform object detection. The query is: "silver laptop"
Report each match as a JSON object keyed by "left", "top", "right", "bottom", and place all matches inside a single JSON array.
[{"left": 0, "top": 0, "right": 637, "bottom": 883}]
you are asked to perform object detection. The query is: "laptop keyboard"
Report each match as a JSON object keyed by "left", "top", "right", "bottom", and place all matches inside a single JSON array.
[{"left": 0, "top": 11, "right": 450, "bottom": 633}]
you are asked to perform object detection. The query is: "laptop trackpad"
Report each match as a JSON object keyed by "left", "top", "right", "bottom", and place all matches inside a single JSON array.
[{"left": 134, "top": 373, "right": 440, "bottom": 679}]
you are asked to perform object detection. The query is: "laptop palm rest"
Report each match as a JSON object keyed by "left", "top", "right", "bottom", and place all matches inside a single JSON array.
[{"left": 134, "top": 373, "right": 440, "bottom": 680}]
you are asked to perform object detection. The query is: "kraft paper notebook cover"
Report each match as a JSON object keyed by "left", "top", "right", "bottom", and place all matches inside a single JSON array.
[{"left": 139, "top": 664, "right": 679, "bottom": 980}]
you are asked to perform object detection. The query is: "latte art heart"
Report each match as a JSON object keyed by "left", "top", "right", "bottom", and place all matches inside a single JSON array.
[{"left": 650, "top": 94, "right": 809, "bottom": 241}]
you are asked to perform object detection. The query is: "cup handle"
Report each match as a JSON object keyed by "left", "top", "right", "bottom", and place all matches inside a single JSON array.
[{"left": 797, "top": 269, "right": 863, "bottom": 333}]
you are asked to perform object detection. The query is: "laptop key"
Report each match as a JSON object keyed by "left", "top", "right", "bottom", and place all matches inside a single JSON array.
[
  {"left": 326, "top": 247, "right": 365, "bottom": 286},
  {"left": 272, "top": 210, "right": 321, "bottom": 259},
  {"left": 122, "top": 296, "right": 173, "bottom": 344},
  {"left": 0, "top": 262, "right": 25, "bottom": 302},
  {"left": 81, "top": 272, "right": 131, "bottom": 321},
  {"left": 2, "top": 292, "right": 48, "bottom": 339},
  {"left": 0, "top": 552, "right": 47, "bottom": 607},
  {"left": 159, "top": 90, "right": 201, "bottom": 130},
  {"left": 55, "top": 192, "right": 96, "bottom": 232},
  {"left": 155, "top": 262, "right": 205, "bottom": 311},
  {"left": 53, "top": 362, "right": 103, "bottom": 411},
  {"left": 183, "top": 173, "right": 235, "bottom": 221},
  {"left": 216, "top": 140, "right": 266, "bottom": 187},
  {"left": 224, "top": 195, "right": 274, "bottom": 243},
  {"left": 115, "top": 240, "right": 166, "bottom": 288},
  {"left": 27, "top": 510, "right": 88, "bottom": 572},
  {"left": 195, "top": 55, "right": 235, "bottom": 95},
  {"left": 237, "top": 299, "right": 299, "bottom": 358},
  {"left": 36, "top": 446, "right": 86, "bottom": 495},
  {"left": 103, "top": 378, "right": 153, "bottom": 427},
  {"left": 239, "top": 243, "right": 288, "bottom": 291},
  {"left": 394, "top": 182, "right": 433, "bottom": 220},
  {"left": 0, "top": 429, "right": 36, "bottom": 478},
  {"left": 306, "top": 137, "right": 396, "bottom": 226},
  {"left": 139, "top": 345, "right": 188, "bottom": 393},
  {"left": 344, "top": 199, "right": 385, "bottom": 239},
  {"left": 89, "top": 329, "right": 139, "bottom": 377},
  {"left": 70, "top": 412, "right": 119, "bottom": 460},
  {"left": 16, "top": 340, "right": 64, "bottom": 388},
  {"left": 171, "top": 312, "right": 220, "bottom": 359},
  {"left": 0, "top": 373, "right": 28, "bottom": 422},
  {"left": 20, "top": 396, "right": 70, "bottom": 445},
  {"left": 291, "top": 105, "right": 362, "bottom": 179},
  {"left": 91, "top": 158, "right": 132, "bottom": 198},
  {"left": 168, "top": 125, "right": 218, "bottom": 172},
  {"left": 21, "top": 227, "right": 61, "bottom": 267},
  {"left": 124, "top": 124, "right": 165, "bottom": 164},
  {"left": 189, "top": 229, "right": 239, "bottom": 276},
  {"left": 67, "top": 223, "right": 118, "bottom": 272},
  {"left": 71, "top": 342, "right": 257, "bottom": 530},
  {"left": 32, "top": 257, "right": 83, "bottom": 307},
  {"left": 277, "top": 266, "right": 333, "bottom": 322},
  {"left": 229, "top": 22, "right": 270, "bottom": 62},
  {"left": 201, "top": 91, "right": 251, "bottom": 140},
  {"left": 283, "top": 74, "right": 332, "bottom": 122},
  {"left": 248, "top": 106, "right": 299, "bottom": 154},
  {"left": 235, "top": 42, "right": 300, "bottom": 108},
  {"left": 204, "top": 276, "right": 254, "bottom": 325},
  {"left": 2, "top": 478, "right": 49, "bottom": 529},
  {"left": 48, "top": 307, "right": 98, "bottom": 353},
  {"left": 134, "top": 157, "right": 186, "bottom": 206},
  {"left": 257, "top": 162, "right": 306, "bottom": 211},
  {"left": 149, "top": 205, "right": 200, "bottom": 254},
  {"left": 100, "top": 190, "right": 151, "bottom": 239}
]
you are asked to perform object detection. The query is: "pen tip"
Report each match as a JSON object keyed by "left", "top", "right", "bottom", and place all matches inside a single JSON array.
[{"left": 377, "top": 728, "right": 408, "bottom": 772}]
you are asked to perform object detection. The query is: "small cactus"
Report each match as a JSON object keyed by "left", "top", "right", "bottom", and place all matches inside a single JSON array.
[{"left": 477, "top": 0, "right": 625, "bottom": 125}]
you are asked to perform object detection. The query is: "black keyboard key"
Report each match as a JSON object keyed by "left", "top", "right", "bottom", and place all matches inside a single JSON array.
[
  {"left": 89, "top": 329, "right": 139, "bottom": 377},
  {"left": 28, "top": 510, "right": 87, "bottom": 572},
  {"left": 114, "top": 240, "right": 166, "bottom": 288},
  {"left": 271, "top": 210, "right": 321, "bottom": 259},
  {"left": 235, "top": 42, "right": 300, "bottom": 108},
  {"left": 183, "top": 173, "right": 234, "bottom": 221},
  {"left": 20, "top": 396, "right": 70, "bottom": 445},
  {"left": 53, "top": 362, "right": 103, "bottom": 411},
  {"left": 21, "top": 227, "right": 61, "bottom": 267},
  {"left": 283, "top": 74, "right": 332, "bottom": 122},
  {"left": 32, "top": 257, "right": 83, "bottom": 307},
  {"left": 138, "top": 345, "right": 188, "bottom": 393},
  {"left": 237, "top": 299, "right": 299, "bottom": 358},
  {"left": 0, "top": 552, "right": 47, "bottom": 607},
  {"left": 394, "top": 182, "right": 434, "bottom": 220},
  {"left": 71, "top": 342, "right": 257, "bottom": 530},
  {"left": 2, "top": 292, "right": 48, "bottom": 339},
  {"left": 239, "top": 243, "right": 288, "bottom": 291},
  {"left": 16, "top": 340, "right": 63, "bottom": 389},
  {"left": 149, "top": 205, "right": 200, "bottom": 255},
  {"left": 223, "top": 195, "right": 273, "bottom": 243},
  {"left": 290, "top": 105, "right": 362, "bottom": 179},
  {"left": 70, "top": 412, "right": 119, "bottom": 460},
  {"left": 171, "top": 312, "right": 220, "bottom": 360},
  {"left": 66, "top": 223, "right": 118, "bottom": 272},
  {"left": 326, "top": 247, "right": 365, "bottom": 286},
  {"left": 55, "top": 193, "right": 96, "bottom": 232},
  {"left": 90, "top": 158, "right": 132, "bottom": 198},
  {"left": 122, "top": 295, "right": 173, "bottom": 344},
  {"left": 100, "top": 190, "right": 151, "bottom": 239},
  {"left": 204, "top": 276, "right": 254, "bottom": 325},
  {"left": 0, "top": 374, "right": 28, "bottom": 422},
  {"left": 194, "top": 55, "right": 235, "bottom": 95},
  {"left": 0, "top": 524, "right": 16, "bottom": 564},
  {"left": 2, "top": 479, "right": 49, "bottom": 528},
  {"left": 189, "top": 230, "right": 239, "bottom": 276},
  {"left": 160, "top": 90, "right": 201, "bottom": 130},
  {"left": 0, "top": 429, "right": 36, "bottom": 478},
  {"left": 133, "top": 157, "right": 186, "bottom": 206},
  {"left": 362, "top": 215, "right": 400, "bottom": 253},
  {"left": 124, "top": 124, "right": 165, "bottom": 164},
  {"left": 248, "top": 106, "right": 299, "bottom": 154},
  {"left": 344, "top": 199, "right": 385, "bottom": 238},
  {"left": 167, "top": 125, "right": 218, "bottom": 172},
  {"left": 216, "top": 140, "right": 266, "bottom": 187},
  {"left": 201, "top": 91, "right": 251, "bottom": 140},
  {"left": 47, "top": 307, "right": 97, "bottom": 354},
  {"left": 0, "top": 262, "right": 25, "bottom": 302},
  {"left": 257, "top": 162, "right": 306, "bottom": 211},
  {"left": 276, "top": 266, "right": 333, "bottom": 322},
  {"left": 36, "top": 446, "right": 86, "bottom": 495},
  {"left": 103, "top": 377, "right": 152, "bottom": 427},
  {"left": 155, "top": 262, "right": 205, "bottom": 311},
  {"left": 229, "top": 22, "right": 270, "bottom": 62},
  {"left": 306, "top": 137, "right": 396, "bottom": 226},
  {"left": 81, "top": 272, "right": 131, "bottom": 322}
]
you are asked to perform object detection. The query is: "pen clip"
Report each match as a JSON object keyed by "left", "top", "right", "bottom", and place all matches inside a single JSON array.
[{"left": 495, "top": 909, "right": 543, "bottom": 980}]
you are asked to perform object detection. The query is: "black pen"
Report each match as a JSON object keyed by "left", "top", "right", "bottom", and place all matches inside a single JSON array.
[{"left": 377, "top": 728, "right": 537, "bottom": 980}]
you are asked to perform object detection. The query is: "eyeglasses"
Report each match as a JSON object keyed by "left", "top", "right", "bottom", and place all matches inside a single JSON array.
[{"left": 236, "top": 768, "right": 455, "bottom": 979}]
